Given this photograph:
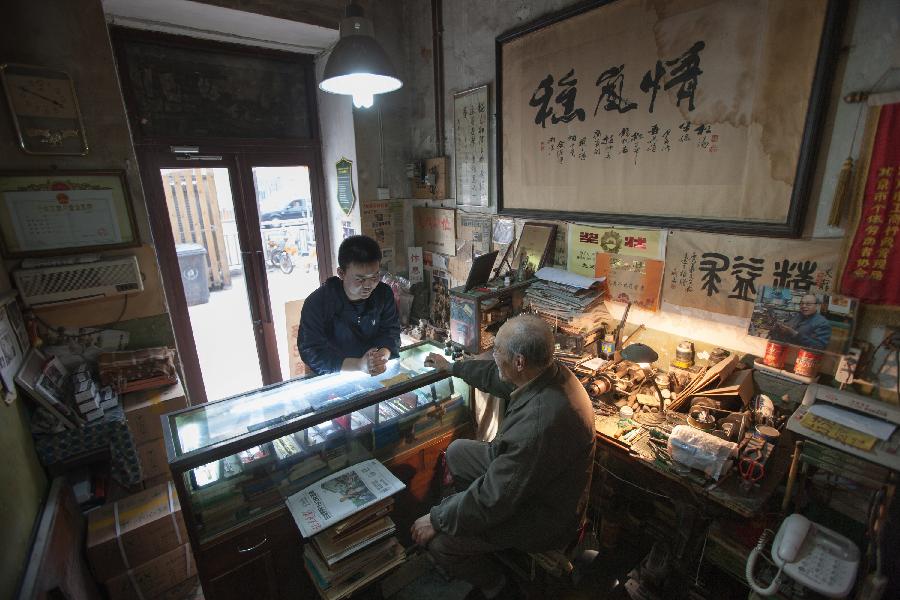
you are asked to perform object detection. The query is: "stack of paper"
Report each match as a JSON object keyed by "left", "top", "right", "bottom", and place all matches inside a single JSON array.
[{"left": 526, "top": 268, "right": 608, "bottom": 333}]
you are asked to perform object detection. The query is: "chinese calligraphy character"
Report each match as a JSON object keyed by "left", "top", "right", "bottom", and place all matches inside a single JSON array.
[
  {"left": 699, "top": 253, "right": 729, "bottom": 296},
  {"left": 729, "top": 256, "right": 765, "bottom": 302},
  {"left": 530, "top": 74, "right": 555, "bottom": 128},
  {"left": 640, "top": 60, "right": 666, "bottom": 113},
  {"left": 552, "top": 69, "right": 586, "bottom": 125},
  {"left": 664, "top": 40, "right": 705, "bottom": 111},
  {"left": 594, "top": 65, "right": 638, "bottom": 115}
]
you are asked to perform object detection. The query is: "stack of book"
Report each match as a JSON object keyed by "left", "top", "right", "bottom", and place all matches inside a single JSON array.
[
  {"left": 525, "top": 267, "right": 609, "bottom": 334},
  {"left": 287, "top": 459, "right": 407, "bottom": 600}
]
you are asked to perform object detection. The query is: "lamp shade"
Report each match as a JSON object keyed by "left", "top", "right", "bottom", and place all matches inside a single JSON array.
[
  {"left": 319, "top": 10, "right": 402, "bottom": 108},
  {"left": 620, "top": 343, "right": 659, "bottom": 365}
]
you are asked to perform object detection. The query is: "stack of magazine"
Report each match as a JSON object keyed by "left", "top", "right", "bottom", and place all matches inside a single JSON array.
[
  {"left": 286, "top": 459, "right": 407, "bottom": 600},
  {"left": 525, "top": 267, "right": 609, "bottom": 334}
]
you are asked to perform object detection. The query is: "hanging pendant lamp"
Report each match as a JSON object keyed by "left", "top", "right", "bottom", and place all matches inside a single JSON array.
[{"left": 319, "top": 1, "right": 402, "bottom": 109}]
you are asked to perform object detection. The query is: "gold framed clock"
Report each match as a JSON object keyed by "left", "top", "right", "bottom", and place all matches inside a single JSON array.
[{"left": 0, "top": 63, "right": 89, "bottom": 156}]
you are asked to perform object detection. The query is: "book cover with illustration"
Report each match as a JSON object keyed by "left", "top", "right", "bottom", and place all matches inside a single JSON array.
[{"left": 285, "top": 459, "right": 404, "bottom": 538}]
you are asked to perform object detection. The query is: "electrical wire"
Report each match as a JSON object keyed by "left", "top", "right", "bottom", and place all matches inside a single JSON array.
[
  {"left": 594, "top": 460, "right": 673, "bottom": 501},
  {"left": 31, "top": 295, "right": 130, "bottom": 341}
]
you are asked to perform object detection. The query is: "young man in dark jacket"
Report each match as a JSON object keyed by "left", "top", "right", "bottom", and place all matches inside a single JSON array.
[
  {"left": 412, "top": 315, "right": 596, "bottom": 599},
  {"left": 298, "top": 235, "right": 400, "bottom": 376}
]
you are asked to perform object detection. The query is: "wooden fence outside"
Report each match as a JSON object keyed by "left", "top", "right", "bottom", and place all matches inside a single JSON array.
[{"left": 161, "top": 168, "right": 232, "bottom": 290}]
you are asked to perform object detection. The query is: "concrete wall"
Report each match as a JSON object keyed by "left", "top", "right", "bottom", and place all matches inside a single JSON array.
[
  {"left": 353, "top": 0, "right": 415, "bottom": 202},
  {"left": 316, "top": 54, "right": 362, "bottom": 271}
]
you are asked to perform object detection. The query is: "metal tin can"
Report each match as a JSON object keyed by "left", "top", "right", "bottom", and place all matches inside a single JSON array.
[
  {"left": 600, "top": 337, "right": 616, "bottom": 358},
  {"left": 672, "top": 340, "right": 695, "bottom": 369},
  {"left": 762, "top": 341, "right": 786, "bottom": 369},
  {"left": 794, "top": 349, "right": 823, "bottom": 377}
]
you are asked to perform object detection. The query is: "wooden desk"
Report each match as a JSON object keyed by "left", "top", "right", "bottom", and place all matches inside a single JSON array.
[{"left": 594, "top": 416, "right": 794, "bottom": 519}]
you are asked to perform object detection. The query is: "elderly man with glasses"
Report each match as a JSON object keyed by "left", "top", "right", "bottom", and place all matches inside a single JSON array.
[
  {"left": 298, "top": 235, "right": 400, "bottom": 376},
  {"left": 413, "top": 314, "right": 595, "bottom": 600},
  {"left": 769, "top": 293, "right": 832, "bottom": 350}
]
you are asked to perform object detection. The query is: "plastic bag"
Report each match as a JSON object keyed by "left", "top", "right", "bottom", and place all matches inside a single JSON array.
[{"left": 667, "top": 425, "right": 737, "bottom": 480}]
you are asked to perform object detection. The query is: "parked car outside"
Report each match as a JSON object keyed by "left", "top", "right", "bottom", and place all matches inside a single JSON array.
[{"left": 260, "top": 198, "right": 310, "bottom": 228}]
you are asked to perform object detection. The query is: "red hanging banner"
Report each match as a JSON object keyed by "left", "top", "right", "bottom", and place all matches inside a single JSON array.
[{"left": 840, "top": 102, "right": 900, "bottom": 306}]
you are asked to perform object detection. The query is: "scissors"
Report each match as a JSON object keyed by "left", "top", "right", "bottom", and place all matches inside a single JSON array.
[{"left": 739, "top": 456, "right": 764, "bottom": 493}]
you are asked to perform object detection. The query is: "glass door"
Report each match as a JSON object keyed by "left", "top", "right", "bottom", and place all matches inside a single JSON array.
[
  {"left": 240, "top": 154, "right": 330, "bottom": 382},
  {"left": 140, "top": 149, "right": 331, "bottom": 405},
  {"left": 157, "top": 163, "right": 264, "bottom": 402}
]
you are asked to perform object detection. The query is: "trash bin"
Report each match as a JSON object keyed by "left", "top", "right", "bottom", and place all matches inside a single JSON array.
[{"left": 176, "top": 243, "right": 209, "bottom": 306}]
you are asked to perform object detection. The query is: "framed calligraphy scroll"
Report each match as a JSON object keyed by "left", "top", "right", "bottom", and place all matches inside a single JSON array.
[
  {"left": 454, "top": 84, "right": 490, "bottom": 207},
  {"left": 497, "top": 0, "right": 842, "bottom": 236}
]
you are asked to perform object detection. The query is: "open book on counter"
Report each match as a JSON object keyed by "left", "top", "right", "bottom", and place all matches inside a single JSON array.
[{"left": 285, "top": 458, "right": 405, "bottom": 538}]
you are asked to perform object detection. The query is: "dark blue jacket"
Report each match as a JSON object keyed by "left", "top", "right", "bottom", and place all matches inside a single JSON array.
[{"left": 298, "top": 276, "right": 401, "bottom": 375}]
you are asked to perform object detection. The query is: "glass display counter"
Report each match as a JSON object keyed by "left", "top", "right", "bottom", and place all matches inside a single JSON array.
[{"left": 162, "top": 341, "right": 471, "bottom": 545}]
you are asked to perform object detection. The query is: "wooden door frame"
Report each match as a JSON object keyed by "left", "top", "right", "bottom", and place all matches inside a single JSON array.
[
  {"left": 235, "top": 151, "right": 333, "bottom": 384},
  {"left": 138, "top": 145, "right": 334, "bottom": 404}
]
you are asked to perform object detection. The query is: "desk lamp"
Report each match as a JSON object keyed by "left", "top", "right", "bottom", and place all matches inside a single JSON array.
[{"left": 621, "top": 343, "right": 666, "bottom": 414}]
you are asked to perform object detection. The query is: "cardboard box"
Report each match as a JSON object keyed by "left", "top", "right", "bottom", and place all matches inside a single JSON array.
[
  {"left": 87, "top": 481, "right": 188, "bottom": 582},
  {"left": 123, "top": 380, "right": 187, "bottom": 445},
  {"left": 137, "top": 437, "right": 170, "bottom": 481},
  {"left": 105, "top": 544, "right": 196, "bottom": 600}
]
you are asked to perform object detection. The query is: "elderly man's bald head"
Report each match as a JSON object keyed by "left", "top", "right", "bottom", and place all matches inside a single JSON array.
[{"left": 496, "top": 314, "right": 555, "bottom": 369}]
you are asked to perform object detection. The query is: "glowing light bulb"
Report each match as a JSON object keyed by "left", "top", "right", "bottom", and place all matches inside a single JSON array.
[{"left": 352, "top": 92, "right": 374, "bottom": 109}]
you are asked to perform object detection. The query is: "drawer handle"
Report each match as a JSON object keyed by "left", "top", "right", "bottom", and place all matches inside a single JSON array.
[{"left": 237, "top": 536, "right": 268, "bottom": 553}]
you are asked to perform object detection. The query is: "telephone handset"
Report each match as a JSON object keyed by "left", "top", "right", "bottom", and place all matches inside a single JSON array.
[{"left": 746, "top": 513, "right": 860, "bottom": 598}]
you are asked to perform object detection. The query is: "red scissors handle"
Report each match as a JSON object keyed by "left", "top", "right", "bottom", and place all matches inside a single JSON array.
[{"left": 740, "top": 458, "right": 764, "bottom": 482}]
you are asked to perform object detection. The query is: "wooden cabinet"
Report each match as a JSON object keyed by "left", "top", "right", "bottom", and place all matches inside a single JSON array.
[{"left": 201, "top": 510, "right": 309, "bottom": 600}]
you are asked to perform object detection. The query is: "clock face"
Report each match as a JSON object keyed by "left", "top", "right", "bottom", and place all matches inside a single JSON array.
[
  {"left": 0, "top": 64, "right": 87, "bottom": 155},
  {"left": 5, "top": 74, "right": 77, "bottom": 119}
]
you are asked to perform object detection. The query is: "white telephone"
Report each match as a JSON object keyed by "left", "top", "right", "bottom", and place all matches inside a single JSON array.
[{"left": 746, "top": 513, "right": 860, "bottom": 598}]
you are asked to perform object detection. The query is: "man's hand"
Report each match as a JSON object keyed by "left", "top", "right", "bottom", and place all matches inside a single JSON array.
[
  {"left": 365, "top": 347, "right": 390, "bottom": 376},
  {"left": 424, "top": 352, "right": 451, "bottom": 371},
  {"left": 341, "top": 348, "right": 389, "bottom": 376},
  {"left": 411, "top": 513, "right": 437, "bottom": 546}
]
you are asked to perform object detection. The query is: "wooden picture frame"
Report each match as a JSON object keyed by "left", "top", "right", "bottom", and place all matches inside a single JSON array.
[
  {"left": 512, "top": 222, "right": 557, "bottom": 275},
  {"left": 0, "top": 170, "right": 140, "bottom": 258},
  {"left": 496, "top": 0, "right": 842, "bottom": 236},
  {"left": 453, "top": 84, "right": 490, "bottom": 207}
]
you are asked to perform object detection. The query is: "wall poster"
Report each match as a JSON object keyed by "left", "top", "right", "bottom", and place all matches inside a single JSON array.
[
  {"left": 664, "top": 230, "right": 842, "bottom": 319},
  {"left": 413, "top": 207, "right": 456, "bottom": 256},
  {"left": 453, "top": 84, "right": 490, "bottom": 207},
  {"left": 497, "top": 0, "right": 841, "bottom": 236}
]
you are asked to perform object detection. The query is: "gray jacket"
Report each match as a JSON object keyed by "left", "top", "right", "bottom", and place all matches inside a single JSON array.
[{"left": 430, "top": 360, "right": 595, "bottom": 551}]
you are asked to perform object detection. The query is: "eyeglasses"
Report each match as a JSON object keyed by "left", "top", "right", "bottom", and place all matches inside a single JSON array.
[{"left": 351, "top": 272, "right": 383, "bottom": 284}]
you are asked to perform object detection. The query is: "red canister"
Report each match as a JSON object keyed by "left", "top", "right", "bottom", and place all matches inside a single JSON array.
[
  {"left": 762, "top": 341, "right": 787, "bottom": 369},
  {"left": 794, "top": 349, "right": 823, "bottom": 377}
]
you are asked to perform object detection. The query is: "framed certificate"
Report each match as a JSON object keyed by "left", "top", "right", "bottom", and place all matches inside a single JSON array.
[
  {"left": 0, "top": 63, "right": 88, "bottom": 156},
  {"left": 0, "top": 171, "right": 139, "bottom": 257}
]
